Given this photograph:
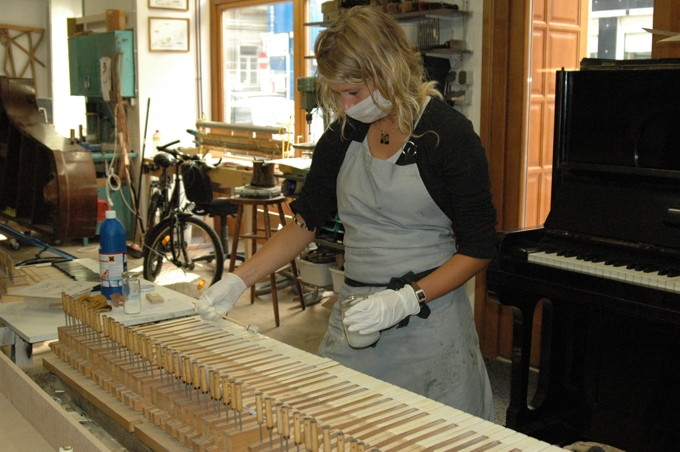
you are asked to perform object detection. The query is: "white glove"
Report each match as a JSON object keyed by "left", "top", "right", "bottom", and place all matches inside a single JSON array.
[
  {"left": 195, "top": 273, "right": 247, "bottom": 321},
  {"left": 343, "top": 285, "right": 421, "bottom": 335}
]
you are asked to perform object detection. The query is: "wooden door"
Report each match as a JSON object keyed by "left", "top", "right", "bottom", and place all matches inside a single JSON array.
[
  {"left": 525, "top": 0, "right": 587, "bottom": 228},
  {"left": 478, "top": 0, "right": 587, "bottom": 362}
]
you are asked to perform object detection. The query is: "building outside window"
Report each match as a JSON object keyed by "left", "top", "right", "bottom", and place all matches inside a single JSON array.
[{"left": 588, "top": 0, "right": 654, "bottom": 60}]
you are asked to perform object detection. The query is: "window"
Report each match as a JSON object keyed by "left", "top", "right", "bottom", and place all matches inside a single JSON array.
[
  {"left": 220, "top": 2, "right": 295, "bottom": 130},
  {"left": 588, "top": 1, "right": 654, "bottom": 60}
]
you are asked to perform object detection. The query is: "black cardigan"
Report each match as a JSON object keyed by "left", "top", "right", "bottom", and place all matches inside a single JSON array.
[{"left": 290, "top": 97, "right": 497, "bottom": 259}]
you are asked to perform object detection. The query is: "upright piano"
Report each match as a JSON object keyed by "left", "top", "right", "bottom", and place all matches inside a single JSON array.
[
  {"left": 0, "top": 77, "right": 97, "bottom": 243},
  {"left": 486, "top": 59, "right": 680, "bottom": 451}
]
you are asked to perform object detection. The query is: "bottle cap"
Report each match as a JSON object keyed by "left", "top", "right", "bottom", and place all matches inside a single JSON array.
[{"left": 105, "top": 210, "right": 116, "bottom": 219}]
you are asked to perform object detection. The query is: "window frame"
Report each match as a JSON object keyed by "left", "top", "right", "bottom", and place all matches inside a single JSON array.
[{"left": 211, "top": 0, "right": 309, "bottom": 141}]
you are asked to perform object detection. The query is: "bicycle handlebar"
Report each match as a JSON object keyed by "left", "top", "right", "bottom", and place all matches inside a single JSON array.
[
  {"left": 156, "top": 140, "right": 220, "bottom": 166},
  {"left": 156, "top": 140, "right": 181, "bottom": 151}
]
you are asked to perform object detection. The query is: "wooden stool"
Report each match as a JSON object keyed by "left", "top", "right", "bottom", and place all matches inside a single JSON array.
[{"left": 227, "top": 195, "right": 306, "bottom": 326}]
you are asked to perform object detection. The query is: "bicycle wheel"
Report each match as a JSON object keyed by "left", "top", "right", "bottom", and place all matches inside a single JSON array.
[
  {"left": 146, "top": 190, "right": 164, "bottom": 232},
  {"left": 142, "top": 215, "right": 224, "bottom": 299}
]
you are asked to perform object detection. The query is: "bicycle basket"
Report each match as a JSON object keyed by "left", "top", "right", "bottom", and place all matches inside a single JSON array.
[{"left": 180, "top": 160, "right": 214, "bottom": 204}]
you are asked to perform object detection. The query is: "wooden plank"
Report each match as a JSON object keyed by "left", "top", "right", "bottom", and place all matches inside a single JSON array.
[
  {"left": 134, "top": 422, "right": 190, "bottom": 452},
  {"left": 43, "top": 353, "right": 145, "bottom": 432},
  {"left": 44, "top": 353, "right": 194, "bottom": 451},
  {"left": 0, "top": 393, "right": 56, "bottom": 451},
  {"left": 0, "top": 352, "right": 109, "bottom": 451}
]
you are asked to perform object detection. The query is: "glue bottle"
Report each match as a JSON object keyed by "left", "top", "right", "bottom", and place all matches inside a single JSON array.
[
  {"left": 99, "top": 210, "right": 127, "bottom": 300},
  {"left": 152, "top": 130, "right": 161, "bottom": 146}
]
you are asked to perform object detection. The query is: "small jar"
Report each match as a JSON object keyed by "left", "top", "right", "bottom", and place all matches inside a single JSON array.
[
  {"left": 122, "top": 271, "right": 141, "bottom": 315},
  {"left": 338, "top": 294, "right": 380, "bottom": 349}
]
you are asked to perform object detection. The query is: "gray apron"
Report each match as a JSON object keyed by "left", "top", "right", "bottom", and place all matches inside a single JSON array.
[{"left": 317, "top": 133, "right": 494, "bottom": 421}]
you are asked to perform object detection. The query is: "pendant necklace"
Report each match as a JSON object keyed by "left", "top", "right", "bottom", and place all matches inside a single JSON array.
[{"left": 376, "top": 119, "right": 399, "bottom": 145}]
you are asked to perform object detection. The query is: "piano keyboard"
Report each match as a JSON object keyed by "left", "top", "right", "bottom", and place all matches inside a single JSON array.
[
  {"left": 528, "top": 250, "right": 680, "bottom": 293},
  {"left": 47, "top": 293, "right": 568, "bottom": 452}
]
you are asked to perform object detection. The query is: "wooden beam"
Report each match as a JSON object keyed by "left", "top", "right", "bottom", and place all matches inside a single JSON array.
[
  {"left": 652, "top": 0, "right": 680, "bottom": 58},
  {"left": 0, "top": 352, "right": 109, "bottom": 451}
]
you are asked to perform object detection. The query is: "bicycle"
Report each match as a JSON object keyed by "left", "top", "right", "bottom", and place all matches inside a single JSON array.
[
  {"left": 142, "top": 141, "right": 225, "bottom": 298},
  {"left": 145, "top": 140, "right": 180, "bottom": 232}
]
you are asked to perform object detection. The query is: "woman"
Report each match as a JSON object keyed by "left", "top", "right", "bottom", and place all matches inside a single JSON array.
[{"left": 196, "top": 6, "right": 497, "bottom": 420}]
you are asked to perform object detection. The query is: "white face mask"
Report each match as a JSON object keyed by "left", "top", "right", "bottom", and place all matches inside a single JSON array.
[{"left": 344, "top": 90, "right": 392, "bottom": 123}]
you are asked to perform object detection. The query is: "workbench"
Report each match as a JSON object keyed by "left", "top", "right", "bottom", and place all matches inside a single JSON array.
[{"left": 0, "top": 258, "right": 197, "bottom": 366}]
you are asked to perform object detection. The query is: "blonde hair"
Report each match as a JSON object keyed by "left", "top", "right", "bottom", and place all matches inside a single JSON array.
[{"left": 314, "top": 6, "right": 442, "bottom": 137}]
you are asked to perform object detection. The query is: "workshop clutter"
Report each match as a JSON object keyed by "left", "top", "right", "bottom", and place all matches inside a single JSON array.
[
  {"left": 320, "top": 0, "right": 461, "bottom": 22},
  {"left": 297, "top": 248, "right": 343, "bottom": 288},
  {"left": 297, "top": 255, "right": 334, "bottom": 287},
  {"left": 67, "top": 9, "right": 126, "bottom": 37}
]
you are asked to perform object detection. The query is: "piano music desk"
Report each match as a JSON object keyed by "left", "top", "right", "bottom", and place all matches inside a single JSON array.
[{"left": 0, "top": 258, "right": 196, "bottom": 366}]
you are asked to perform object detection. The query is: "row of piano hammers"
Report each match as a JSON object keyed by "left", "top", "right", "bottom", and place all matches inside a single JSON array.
[{"left": 50, "top": 293, "right": 562, "bottom": 452}]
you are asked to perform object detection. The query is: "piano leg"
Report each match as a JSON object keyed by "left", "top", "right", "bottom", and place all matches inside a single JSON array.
[{"left": 493, "top": 287, "right": 591, "bottom": 444}]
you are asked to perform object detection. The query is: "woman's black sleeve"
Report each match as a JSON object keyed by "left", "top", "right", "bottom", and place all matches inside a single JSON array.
[
  {"left": 289, "top": 122, "right": 365, "bottom": 231},
  {"left": 417, "top": 102, "right": 498, "bottom": 259}
]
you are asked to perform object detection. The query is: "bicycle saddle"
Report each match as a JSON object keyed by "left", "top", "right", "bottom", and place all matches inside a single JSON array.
[{"left": 153, "top": 152, "right": 176, "bottom": 169}]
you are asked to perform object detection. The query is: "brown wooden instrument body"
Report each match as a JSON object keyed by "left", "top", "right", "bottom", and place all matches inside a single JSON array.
[{"left": 0, "top": 76, "right": 97, "bottom": 242}]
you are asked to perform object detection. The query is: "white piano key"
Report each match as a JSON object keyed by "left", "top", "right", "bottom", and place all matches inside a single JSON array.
[{"left": 528, "top": 251, "right": 680, "bottom": 296}]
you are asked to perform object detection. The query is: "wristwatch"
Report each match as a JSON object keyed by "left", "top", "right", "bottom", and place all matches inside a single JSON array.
[{"left": 410, "top": 282, "right": 427, "bottom": 307}]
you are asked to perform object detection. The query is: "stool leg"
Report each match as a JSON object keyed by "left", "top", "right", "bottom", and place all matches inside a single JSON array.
[
  {"left": 228, "top": 207, "right": 244, "bottom": 273},
  {"left": 277, "top": 202, "right": 306, "bottom": 311},
  {"left": 219, "top": 214, "right": 228, "bottom": 255},
  {"left": 262, "top": 204, "right": 280, "bottom": 326},
  {"left": 249, "top": 205, "right": 258, "bottom": 304}
]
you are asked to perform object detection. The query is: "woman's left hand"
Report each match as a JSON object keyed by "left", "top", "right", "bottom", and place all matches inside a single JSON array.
[{"left": 343, "top": 285, "right": 421, "bottom": 334}]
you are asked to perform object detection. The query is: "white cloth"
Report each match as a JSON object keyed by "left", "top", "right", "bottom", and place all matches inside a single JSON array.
[
  {"left": 194, "top": 273, "right": 247, "bottom": 321},
  {"left": 317, "top": 130, "right": 494, "bottom": 421}
]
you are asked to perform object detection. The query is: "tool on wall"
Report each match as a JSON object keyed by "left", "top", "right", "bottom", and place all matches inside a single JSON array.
[{"left": 296, "top": 77, "right": 318, "bottom": 135}]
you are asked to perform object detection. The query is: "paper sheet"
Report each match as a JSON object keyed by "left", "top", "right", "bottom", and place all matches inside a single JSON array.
[{"left": 9, "top": 280, "right": 101, "bottom": 299}]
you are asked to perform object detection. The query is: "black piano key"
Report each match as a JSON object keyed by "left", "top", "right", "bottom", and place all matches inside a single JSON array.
[
  {"left": 659, "top": 267, "right": 671, "bottom": 276},
  {"left": 667, "top": 268, "right": 680, "bottom": 278}
]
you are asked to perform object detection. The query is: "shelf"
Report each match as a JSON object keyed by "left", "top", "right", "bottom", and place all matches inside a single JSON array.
[
  {"left": 424, "top": 49, "right": 472, "bottom": 59},
  {"left": 304, "top": 8, "right": 471, "bottom": 28},
  {"left": 91, "top": 151, "right": 138, "bottom": 162}
]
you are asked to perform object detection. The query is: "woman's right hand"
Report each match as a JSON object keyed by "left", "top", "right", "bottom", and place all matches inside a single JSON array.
[{"left": 195, "top": 273, "right": 247, "bottom": 320}]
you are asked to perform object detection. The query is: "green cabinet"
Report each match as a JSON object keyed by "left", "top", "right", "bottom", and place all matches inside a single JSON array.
[{"left": 68, "top": 30, "right": 135, "bottom": 98}]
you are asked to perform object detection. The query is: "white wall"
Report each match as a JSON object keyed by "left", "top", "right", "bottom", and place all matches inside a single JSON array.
[
  {"left": 464, "top": 0, "right": 483, "bottom": 133},
  {"left": 134, "top": 0, "right": 211, "bottom": 152},
  {"left": 48, "top": 0, "right": 86, "bottom": 137}
]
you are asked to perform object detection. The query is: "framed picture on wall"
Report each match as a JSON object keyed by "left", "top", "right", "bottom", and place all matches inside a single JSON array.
[
  {"left": 149, "top": 17, "right": 190, "bottom": 52},
  {"left": 149, "top": 0, "right": 188, "bottom": 11}
]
